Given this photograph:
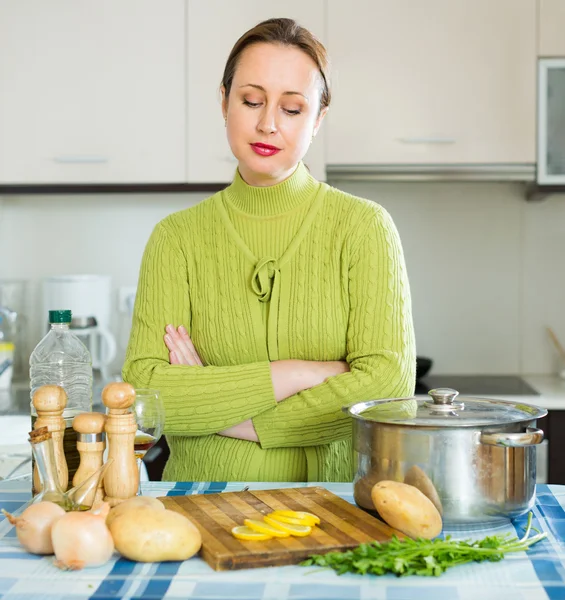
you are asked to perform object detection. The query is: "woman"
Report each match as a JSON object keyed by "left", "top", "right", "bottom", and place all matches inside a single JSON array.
[{"left": 122, "top": 18, "right": 415, "bottom": 483}]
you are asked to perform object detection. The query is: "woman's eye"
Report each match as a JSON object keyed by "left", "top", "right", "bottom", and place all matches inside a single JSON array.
[
  {"left": 242, "top": 99, "right": 301, "bottom": 115},
  {"left": 243, "top": 100, "right": 261, "bottom": 108}
]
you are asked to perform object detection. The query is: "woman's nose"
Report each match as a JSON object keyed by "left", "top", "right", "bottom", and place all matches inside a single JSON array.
[{"left": 257, "top": 109, "right": 277, "bottom": 134}]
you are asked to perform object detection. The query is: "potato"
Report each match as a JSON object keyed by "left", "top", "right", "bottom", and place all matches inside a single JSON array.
[
  {"left": 354, "top": 471, "right": 384, "bottom": 510},
  {"left": 371, "top": 480, "right": 442, "bottom": 540},
  {"left": 404, "top": 465, "right": 443, "bottom": 516},
  {"left": 106, "top": 496, "right": 165, "bottom": 527},
  {"left": 109, "top": 506, "right": 202, "bottom": 562}
]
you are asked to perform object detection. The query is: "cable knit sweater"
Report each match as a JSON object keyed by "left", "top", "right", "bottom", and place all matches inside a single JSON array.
[{"left": 122, "top": 162, "right": 416, "bottom": 482}]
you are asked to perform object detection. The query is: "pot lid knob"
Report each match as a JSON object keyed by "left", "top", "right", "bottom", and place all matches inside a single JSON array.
[{"left": 428, "top": 388, "right": 459, "bottom": 405}]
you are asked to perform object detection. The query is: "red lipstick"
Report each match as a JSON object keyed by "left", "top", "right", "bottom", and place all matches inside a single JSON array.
[{"left": 250, "top": 143, "right": 281, "bottom": 157}]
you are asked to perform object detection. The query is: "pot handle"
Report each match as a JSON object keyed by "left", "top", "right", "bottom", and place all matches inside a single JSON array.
[{"left": 480, "top": 427, "right": 544, "bottom": 447}]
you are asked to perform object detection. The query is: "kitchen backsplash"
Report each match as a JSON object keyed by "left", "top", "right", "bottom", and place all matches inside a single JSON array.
[{"left": 0, "top": 181, "right": 564, "bottom": 377}]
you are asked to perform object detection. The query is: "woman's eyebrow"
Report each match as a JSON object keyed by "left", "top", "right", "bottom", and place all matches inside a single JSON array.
[{"left": 238, "top": 83, "right": 308, "bottom": 100}]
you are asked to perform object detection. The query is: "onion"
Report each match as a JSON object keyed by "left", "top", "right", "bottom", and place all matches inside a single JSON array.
[
  {"left": 1, "top": 501, "right": 66, "bottom": 555},
  {"left": 51, "top": 502, "right": 114, "bottom": 570}
]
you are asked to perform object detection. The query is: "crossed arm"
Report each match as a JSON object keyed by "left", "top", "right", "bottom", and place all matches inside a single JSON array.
[
  {"left": 124, "top": 205, "right": 415, "bottom": 448},
  {"left": 164, "top": 323, "right": 350, "bottom": 441}
]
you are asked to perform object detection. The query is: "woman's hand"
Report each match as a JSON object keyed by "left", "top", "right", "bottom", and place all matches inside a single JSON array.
[
  {"left": 164, "top": 324, "right": 204, "bottom": 366},
  {"left": 218, "top": 419, "right": 259, "bottom": 442},
  {"left": 216, "top": 361, "right": 348, "bottom": 442},
  {"left": 270, "top": 359, "right": 350, "bottom": 402},
  {"left": 162, "top": 329, "right": 347, "bottom": 441}
]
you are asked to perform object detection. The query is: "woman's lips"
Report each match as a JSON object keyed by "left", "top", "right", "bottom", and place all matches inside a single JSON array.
[{"left": 250, "top": 143, "right": 281, "bottom": 157}]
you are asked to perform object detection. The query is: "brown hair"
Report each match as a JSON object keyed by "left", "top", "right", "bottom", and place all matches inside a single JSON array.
[{"left": 221, "top": 18, "right": 331, "bottom": 113}]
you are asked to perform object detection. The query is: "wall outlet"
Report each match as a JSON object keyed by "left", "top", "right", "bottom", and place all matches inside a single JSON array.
[{"left": 118, "top": 286, "right": 137, "bottom": 314}]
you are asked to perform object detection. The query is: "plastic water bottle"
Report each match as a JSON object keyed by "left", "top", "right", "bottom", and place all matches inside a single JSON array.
[
  {"left": 30, "top": 309, "right": 93, "bottom": 488},
  {"left": 0, "top": 310, "right": 14, "bottom": 389}
]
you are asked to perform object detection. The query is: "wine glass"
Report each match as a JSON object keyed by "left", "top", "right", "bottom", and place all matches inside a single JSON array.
[{"left": 133, "top": 389, "right": 165, "bottom": 493}]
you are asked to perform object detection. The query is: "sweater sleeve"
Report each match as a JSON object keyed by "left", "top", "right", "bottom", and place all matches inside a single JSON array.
[
  {"left": 122, "top": 220, "right": 277, "bottom": 437},
  {"left": 252, "top": 204, "right": 416, "bottom": 448}
]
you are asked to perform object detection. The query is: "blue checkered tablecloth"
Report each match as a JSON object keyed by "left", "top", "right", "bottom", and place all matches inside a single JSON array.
[{"left": 1, "top": 481, "right": 565, "bottom": 600}]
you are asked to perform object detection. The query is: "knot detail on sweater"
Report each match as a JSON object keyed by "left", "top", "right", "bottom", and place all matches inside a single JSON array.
[
  {"left": 251, "top": 256, "right": 282, "bottom": 360},
  {"left": 215, "top": 167, "right": 327, "bottom": 363},
  {"left": 251, "top": 257, "right": 279, "bottom": 303}
]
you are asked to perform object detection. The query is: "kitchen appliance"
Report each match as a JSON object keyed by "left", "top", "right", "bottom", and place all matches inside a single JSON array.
[
  {"left": 415, "top": 375, "right": 541, "bottom": 396},
  {"left": 344, "top": 388, "right": 547, "bottom": 528},
  {"left": 160, "top": 486, "right": 404, "bottom": 571},
  {"left": 42, "top": 275, "right": 116, "bottom": 381},
  {"left": 538, "top": 58, "right": 565, "bottom": 184},
  {"left": 0, "top": 279, "right": 29, "bottom": 383}
]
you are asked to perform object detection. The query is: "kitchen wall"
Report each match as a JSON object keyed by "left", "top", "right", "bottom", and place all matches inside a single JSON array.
[{"left": 1, "top": 182, "right": 564, "bottom": 377}]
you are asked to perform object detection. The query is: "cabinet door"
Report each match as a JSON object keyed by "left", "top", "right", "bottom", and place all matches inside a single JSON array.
[
  {"left": 0, "top": 0, "right": 185, "bottom": 184},
  {"left": 327, "top": 0, "right": 536, "bottom": 165},
  {"left": 186, "top": 1, "right": 326, "bottom": 182},
  {"left": 539, "top": 0, "right": 565, "bottom": 56}
]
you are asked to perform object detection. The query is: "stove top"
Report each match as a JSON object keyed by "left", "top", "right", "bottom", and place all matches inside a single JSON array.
[{"left": 415, "top": 375, "right": 540, "bottom": 396}]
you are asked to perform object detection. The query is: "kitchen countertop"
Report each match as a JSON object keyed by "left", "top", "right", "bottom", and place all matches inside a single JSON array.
[
  {"left": 412, "top": 374, "right": 565, "bottom": 409},
  {"left": 1, "top": 480, "right": 565, "bottom": 600},
  {"left": 522, "top": 374, "right": 565, "bottom": 408},
  {"left": 0, "top": 379, "right": 108, "bottom": 416},
  {"left": 2, "top": 375, "right": 565, "bottom": 417},
  {"left": 0, "top": 381, "right": 112, "bottom": 481},
  {"left": 1, "top": 375, "right": 563, "bottom": 481}
]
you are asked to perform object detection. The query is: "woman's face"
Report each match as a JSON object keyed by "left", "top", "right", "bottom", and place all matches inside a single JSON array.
[{"left": 222, "top": 43, "right": 327, "bottom": 187}]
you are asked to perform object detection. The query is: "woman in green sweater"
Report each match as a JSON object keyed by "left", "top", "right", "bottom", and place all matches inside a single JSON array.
[{"left": 122, "top": 18, "right": 416, "bottom": 483}]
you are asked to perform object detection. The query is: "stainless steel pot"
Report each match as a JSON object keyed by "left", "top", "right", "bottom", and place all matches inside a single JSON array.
[{"left": 344, "top": 388, "right": 547, "bottom": 527}]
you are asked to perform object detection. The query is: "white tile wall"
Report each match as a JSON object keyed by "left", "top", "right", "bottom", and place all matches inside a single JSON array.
[
  {"left": 337, "top": 180, "right": 524, "bottom": 375},
  {"left": 0, "top": 192, "right": 205, "bottom": 374},
  {"left": 0, "top": 182, "right": 564, "bottom": 377},
  {"left": 522, "top": 197, "right": 565, "bottom": 374}
]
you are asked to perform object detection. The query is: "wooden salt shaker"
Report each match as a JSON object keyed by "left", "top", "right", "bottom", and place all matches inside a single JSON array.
[
  {"left": 32, "top": 385, "right": 68, "bottom": 493},
  {"left": 102, "top": 382, "right": 139, "bottom": 506},
  {"left": 72, "top": 412, "right": 107, "bottom": 506}
]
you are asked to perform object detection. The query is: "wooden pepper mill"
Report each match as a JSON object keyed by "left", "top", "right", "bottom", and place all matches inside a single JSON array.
[
  {"left": 102, "top": 382, "right": 139, "bottom": 506},
  {"left": 32, "top": 385, "right": 68, "bottom": 494},
  {"left": 72, "top": 412, "right": 107, "bottom": 506}
]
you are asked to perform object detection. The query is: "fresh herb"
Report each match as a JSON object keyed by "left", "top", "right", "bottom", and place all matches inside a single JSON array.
[{"left": 300, "top": 512, "right": 547, "bottom": 577}]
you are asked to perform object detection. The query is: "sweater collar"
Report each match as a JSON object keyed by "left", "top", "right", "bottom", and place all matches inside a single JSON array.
[{"left": 224, "top": 162, "right": 319, "bottom": 217}]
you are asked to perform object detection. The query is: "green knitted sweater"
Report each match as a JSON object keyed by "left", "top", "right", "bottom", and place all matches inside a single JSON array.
[{"left": 122, "top": 162, "right": 416, "bottom": 482}]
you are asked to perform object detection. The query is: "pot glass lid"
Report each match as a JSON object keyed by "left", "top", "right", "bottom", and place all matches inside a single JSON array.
[{"left": 351, "top": 388, "right": 547, "bottom": 427}]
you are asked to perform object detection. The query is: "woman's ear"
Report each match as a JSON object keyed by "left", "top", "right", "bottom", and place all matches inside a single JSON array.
[
  {"left": 221, "top": 85, "right": 228, "bottom": 121},
  {"left": 313, "top": 106, "right": 329, "bottom": 138}
]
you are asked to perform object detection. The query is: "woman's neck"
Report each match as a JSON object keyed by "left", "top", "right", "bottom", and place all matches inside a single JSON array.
[
  {"left": 224, "top": 161, "right": 319, "bottom": 217},
  {"left": 237, "top": 163, "right": 297, "bottom": 187}
]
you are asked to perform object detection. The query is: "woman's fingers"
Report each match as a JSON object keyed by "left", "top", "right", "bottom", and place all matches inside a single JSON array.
[
  {"left": 164, "top": 324, "right": 204, "bottom": 366},
  {"left": 178, "top": 325, "right": 204, "bottom": 366},
  {"left": 165, "top": 325, "right": 197, "bottom": 365},
  {"left": 165, "top": 332, "right": 191, "bottom": 364},
  {"left": 218, "top": 420, "right": 259, "bottom": 442}
]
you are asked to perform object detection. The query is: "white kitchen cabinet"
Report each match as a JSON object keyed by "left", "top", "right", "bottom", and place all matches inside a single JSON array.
[
  {"left": 0, "top": 0, "right": 185, "bottom": 184},
  {"left": 186, "top": 1, "right": 326, "bottom": 182},
  {"left": 327, "top": 0, "right": 536, "bottom": 165},
  {"left": 539, "top": 0, "right": 565, "bottom": 56}
]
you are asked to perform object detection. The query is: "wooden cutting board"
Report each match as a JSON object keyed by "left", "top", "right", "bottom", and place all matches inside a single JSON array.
[{"left": 159, "top": 486, "right": 404, "bottom": 571}]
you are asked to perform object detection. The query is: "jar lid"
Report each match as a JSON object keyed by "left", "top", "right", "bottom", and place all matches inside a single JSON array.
[{"left": 349, "top": 388, "right": 547, "bottom": 427}]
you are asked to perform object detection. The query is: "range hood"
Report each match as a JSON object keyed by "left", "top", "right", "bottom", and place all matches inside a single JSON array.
[{"left": 325, "top": 163, "right": 536, "bottom": 183}]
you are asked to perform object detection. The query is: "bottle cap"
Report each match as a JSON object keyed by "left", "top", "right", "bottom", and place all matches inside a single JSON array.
[{"left": 48, "top": 310, "right": 72, "bottom": 324}]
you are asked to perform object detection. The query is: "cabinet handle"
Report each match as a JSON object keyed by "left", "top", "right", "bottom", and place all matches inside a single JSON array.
[
  {"left": 397, "top": 137, "right": 456, "bottom": 145},
  {"left": 52, "top": 155, "right": 109, "bottom": 164}
]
